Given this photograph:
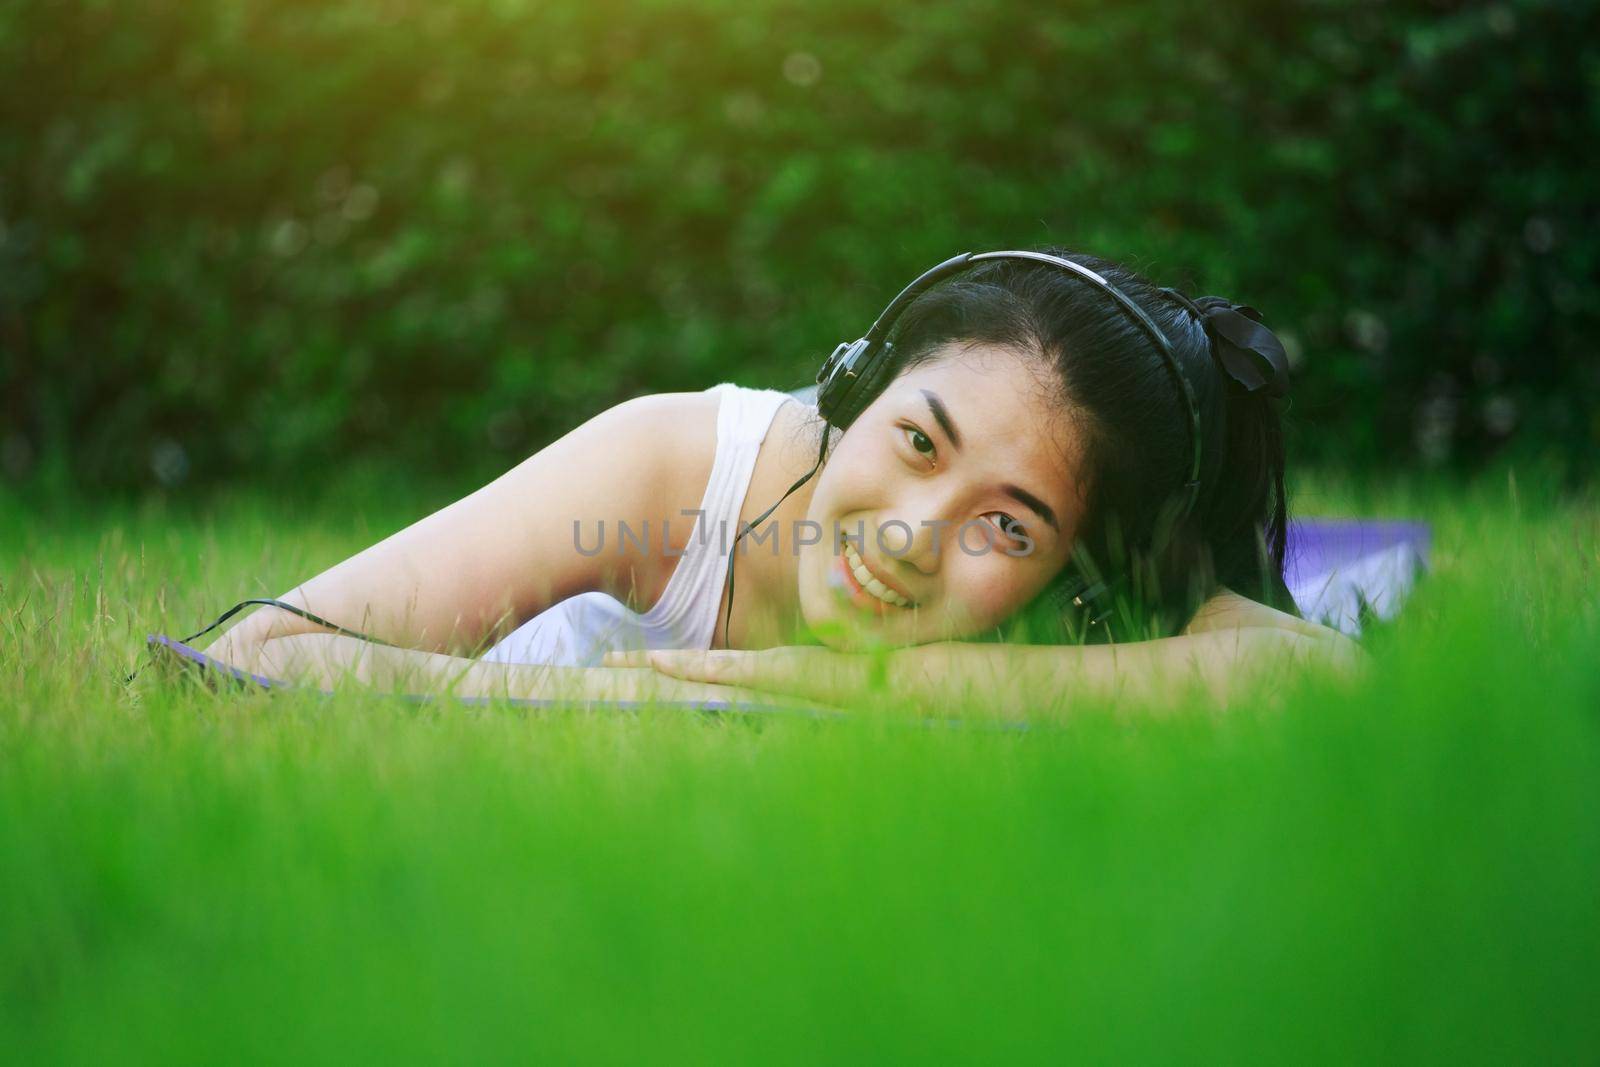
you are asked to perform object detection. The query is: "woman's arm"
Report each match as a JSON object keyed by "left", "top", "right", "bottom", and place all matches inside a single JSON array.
[
  {"left": 611, "top": 624, "right": 1365, "bottom": 718},
  {"left": 205, "top": 391, "right": 720, "bottom": 670},
  {"left": 888, "top": 626, "right": 1364, "bottom": 716},
  {"left": 240, "top": 633, "right": 797, "bottom": 708}
]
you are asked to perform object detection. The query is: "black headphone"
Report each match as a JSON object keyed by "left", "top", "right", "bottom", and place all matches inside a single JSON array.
[{"left": 721, "top": 249, "right": 1206, "bottom": 646}]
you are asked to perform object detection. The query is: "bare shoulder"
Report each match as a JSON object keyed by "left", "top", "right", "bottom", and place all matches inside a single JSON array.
[
  {"left": 1183, "top": 588, "right": 1369, "bottom": 679},
  {"left": 594, "top": 389, "right": 720, "bottom": 456},
  {"left": 549, "top": 389, "right": 720, "bottom": 500},
  {"left": 566, "top": 389, "right": 723, "bottom": 600},
  {"left": 444, "top": 386, "right": 728, "bottom": 617},
  {"left": 1182, "top": 587, "right": 1342, "bottom": 641}
]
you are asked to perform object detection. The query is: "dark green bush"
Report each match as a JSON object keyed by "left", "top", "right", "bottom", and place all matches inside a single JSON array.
[{"left": 1, "top": 0, "right": 1594, "bottom": 491}]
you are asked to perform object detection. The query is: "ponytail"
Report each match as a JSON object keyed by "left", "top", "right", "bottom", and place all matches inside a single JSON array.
[
  {"left": 1201, "top": 387, "right": 1296, "bottom": 613},
  {"left": 1172, "top": 292, "right": 1297, "bottom": 616}
]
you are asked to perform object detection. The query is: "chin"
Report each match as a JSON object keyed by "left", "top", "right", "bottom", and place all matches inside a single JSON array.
[
  {"left": 796, "top": 572, "right": 940, "bottom": 651},
  {"left": 795, "top": 563, "right": 880, "bottom": 650}
]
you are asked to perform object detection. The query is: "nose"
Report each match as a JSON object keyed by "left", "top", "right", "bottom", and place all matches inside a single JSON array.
[
  {"left": 876, "top": 509, "right": 949, "bottom": 576},
  {"left": 873, "top": 478, "right": 975, "bottom": 580}
]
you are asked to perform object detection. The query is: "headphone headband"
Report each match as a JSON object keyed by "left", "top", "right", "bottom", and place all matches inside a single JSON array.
[{"left": 815, "top": 250, "right": 1203, "bottom": 521}]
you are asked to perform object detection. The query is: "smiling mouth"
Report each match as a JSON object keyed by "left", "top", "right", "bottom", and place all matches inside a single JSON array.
[{"left": 837, "top": 534, "right": 916, "bottom": 610}]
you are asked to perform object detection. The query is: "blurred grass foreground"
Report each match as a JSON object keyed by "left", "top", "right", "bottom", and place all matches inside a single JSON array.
[{"left": 2, "top": 471, "right": 1597, "bottom": 1061}]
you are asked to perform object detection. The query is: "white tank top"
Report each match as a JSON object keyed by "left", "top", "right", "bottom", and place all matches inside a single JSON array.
[{"left": 479, "top": 382, "right": 801, "bottom": 667}]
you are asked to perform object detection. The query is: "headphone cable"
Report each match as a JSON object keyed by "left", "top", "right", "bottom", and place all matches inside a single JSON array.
[
  {"left": 124, "top": 597, "right": 398, "bottom": 685},
  {"left": 720, "top": 419, "right": 831, "bottom": 652}
]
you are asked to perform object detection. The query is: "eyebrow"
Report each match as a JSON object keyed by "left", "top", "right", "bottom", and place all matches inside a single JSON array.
[
  {"left": 921, "top": 390, "right": 962, "bottom": 450},
  {"left": 1001, "top": 484, "right": 1060, "bottom": 533},
  {"left": 920, "top": 389, "right": 1060, "bottom": 534}
]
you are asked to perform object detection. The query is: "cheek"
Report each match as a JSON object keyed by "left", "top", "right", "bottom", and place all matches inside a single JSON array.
[
  {"left": 944, "top": 559, "right": 1043, "bottom": 625},
  {"left": 811, "top": 435, "right": 897, "bottom": 510}
]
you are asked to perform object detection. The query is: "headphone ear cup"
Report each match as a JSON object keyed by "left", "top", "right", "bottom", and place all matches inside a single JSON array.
[
  {"left": 815, "top": 338, "right": 865, "bottom": 427},
  {"left": 1040, "top": 559, "right": 1127, "bottom": 643},
  {"left": 820, "top": 340, "right": 898, "bottom": 432}
]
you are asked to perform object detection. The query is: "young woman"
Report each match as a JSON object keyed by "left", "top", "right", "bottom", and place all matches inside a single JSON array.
[{"left": 204, "top": 248, "right": 1358, "bottom": 715}]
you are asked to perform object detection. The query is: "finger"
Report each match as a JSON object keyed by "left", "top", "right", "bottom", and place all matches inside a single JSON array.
[
  {"left": 644, "top": 667, "right": 837, "bottom": 715},
  {"left": 649, "top": 649, "right": 870, "bottom": 708},
  {"left": 601, "top": 649, "right": 653, "bottom": 667},
  {"left": 645, "top": 649, "right": 751, "bottom": 686}
]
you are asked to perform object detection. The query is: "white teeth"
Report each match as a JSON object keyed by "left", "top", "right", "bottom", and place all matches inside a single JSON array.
[{"left": 841, "top": 539, "right": 912, "bottom": 608}]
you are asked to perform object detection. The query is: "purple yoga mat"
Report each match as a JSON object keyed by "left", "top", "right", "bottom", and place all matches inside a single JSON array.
[{"left": 1284, "top": 519, "right": 1430, "bottom": 635}]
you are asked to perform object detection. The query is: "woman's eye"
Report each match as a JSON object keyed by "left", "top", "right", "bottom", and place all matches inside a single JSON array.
[
  {"left": 985, "top": 512, "right": 1026, "bottom": 541},
  {"left": 902, "top": 425, "right": 936, "bottom": 461}
]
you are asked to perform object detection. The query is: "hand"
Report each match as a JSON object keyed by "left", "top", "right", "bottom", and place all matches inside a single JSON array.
[
  {"left": 202, "top": 631, "right": 269, "bottom": 676},
  {"left": 249, "top": 632, "right": 378, "bottom": 689},
  {"left": 511, "top": 665, "right": 798, "bottom": 710},
  {"left": 603, "top": 646, "right": 881, "bottom": 710}
]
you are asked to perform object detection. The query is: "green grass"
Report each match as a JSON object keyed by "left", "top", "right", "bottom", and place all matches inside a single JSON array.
[{"left": 2, "top": 468, "right": 1597, "bottom": 1063}]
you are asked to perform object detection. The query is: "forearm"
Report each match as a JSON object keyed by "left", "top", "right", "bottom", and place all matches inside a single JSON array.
[
  {"left": 888, "top": 628, "right": 1352, "bottom": 718},
  {"left": 252, "top": 632, "right": 546, "bottom": 697},
  {"left": 207, "top": 590, "right": 498, "bottom": 673},
  {"left": 253, "top": 633, "right": 776, "bottom": 706}
]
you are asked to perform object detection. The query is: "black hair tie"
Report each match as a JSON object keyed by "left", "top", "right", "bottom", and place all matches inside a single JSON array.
[{"left": 1160, "top": 288, "right": 1291, "bottom": 399}]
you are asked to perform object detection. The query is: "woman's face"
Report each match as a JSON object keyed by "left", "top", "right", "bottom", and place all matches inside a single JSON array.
[{"left": 796, "top": 344, "right": 1087, "bottom": 648}]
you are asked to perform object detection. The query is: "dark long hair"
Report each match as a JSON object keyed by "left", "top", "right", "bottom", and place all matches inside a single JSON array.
[{"left": 878, "top": 246, "right": 1294, "bottom": 641}]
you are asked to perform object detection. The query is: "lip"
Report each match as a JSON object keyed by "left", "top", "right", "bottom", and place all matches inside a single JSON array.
[
  {"left": 835, "top": 549, "right": 892, "bottom": 616},
  {"left": 834, "top": 533, "right": 917, "bottom": 613}
]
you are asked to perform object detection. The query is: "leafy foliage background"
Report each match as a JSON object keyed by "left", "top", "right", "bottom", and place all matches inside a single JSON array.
[{"left": 1, "top": 0, "right": 1594, "bottom": 491}]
